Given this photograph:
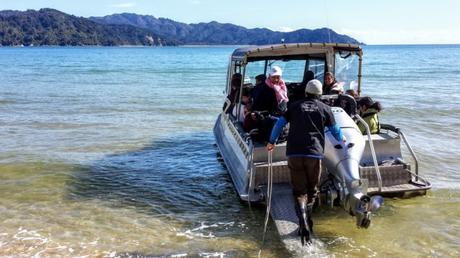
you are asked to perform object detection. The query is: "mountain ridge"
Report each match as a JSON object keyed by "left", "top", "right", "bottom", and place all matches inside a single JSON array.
[
  {"left": 0, "top": 9, "right": 177, "bottom": 46},
  {"left": 0, "top": 8, "right": 362, "bottom": 46},
  {"left": 90, "top": 13, "right": 362, "bottom": 45}
]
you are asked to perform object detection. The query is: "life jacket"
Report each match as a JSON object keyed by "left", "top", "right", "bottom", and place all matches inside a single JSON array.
[{"left": 357, "top": 108, "right": 380, "bottom": 134}]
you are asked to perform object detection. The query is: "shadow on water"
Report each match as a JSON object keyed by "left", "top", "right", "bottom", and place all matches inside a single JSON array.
[
  {"left": 64, "top": 132, "right": 290, "bottom": 256},
  {"left": 66, "top": 132, "right": 247, "bottom": 221}
]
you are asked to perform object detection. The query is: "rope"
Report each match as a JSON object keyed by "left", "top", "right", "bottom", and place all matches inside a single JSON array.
[{"left": 258, "top": 150, "right": 274, "bottom": 257}]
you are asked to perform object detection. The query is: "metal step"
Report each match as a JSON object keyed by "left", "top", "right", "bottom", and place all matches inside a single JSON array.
[
  {"left": 268, "top": 183, "right": 328, "bottom": 256},
  {"left": 269, "top": 184, "right": 299, "bottom": 240},
  {"left": 360, "top": 164, "right": 431, "bottom": 196},
  {"left": 367, "top": 182, "right": 430, "bottom": 197}
]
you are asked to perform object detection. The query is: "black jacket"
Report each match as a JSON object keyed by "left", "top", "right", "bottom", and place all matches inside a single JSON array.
[
  {"left": 284, "top": 97, "right": 336, "bottom": 157},
  {"left": 251, "top": 82, "right": 277, "bottom": 113}
]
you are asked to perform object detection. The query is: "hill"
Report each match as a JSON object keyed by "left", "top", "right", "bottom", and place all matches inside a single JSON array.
[
  {"left": 90, "top": 13, "right": 362, "bottom": 45},
  {"left": 0, "top": 9, "right": 176, "bottom": 46}
]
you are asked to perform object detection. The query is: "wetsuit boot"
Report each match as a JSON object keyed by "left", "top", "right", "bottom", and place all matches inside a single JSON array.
[
  {"left": 306, "top": 191, "right": 318, "bottom": 233},
  {"left": 294, "top": 195, "right": 311, "bottom": 245}
]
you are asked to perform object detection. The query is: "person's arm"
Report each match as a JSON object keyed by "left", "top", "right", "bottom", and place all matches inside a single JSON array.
[
  {"left": 327, "top": 123, "right": 345, "bottom": 142},
  {"left": 266, "top": 116, "right": 287, "bottom": 151},
  {"left": 323, "top": 105, "right": 345, "bottom": 142}
]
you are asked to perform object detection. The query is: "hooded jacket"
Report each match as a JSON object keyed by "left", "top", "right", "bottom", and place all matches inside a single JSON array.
[
  {"left": 357, "top": 108, "right": 380, "bottom": 134},
  {"left": 269, "top": 97, "right": 343, "bottom": 158}
]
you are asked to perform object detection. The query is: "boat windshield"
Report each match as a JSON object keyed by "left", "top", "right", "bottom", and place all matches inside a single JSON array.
[
  {"left": 244, "top": 58, "right": 326, "bottom": 85},
  {"left": 335, "top": 50, "right": 360, "bottom": 92}
]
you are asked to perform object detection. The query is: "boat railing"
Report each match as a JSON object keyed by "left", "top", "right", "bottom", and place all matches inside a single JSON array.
[
  {"left": 381, "top": 124, "right": 421, "bottom": 182},
  {"left": 223, "top": 98, "right": 231, "bottom": 114},
  {"left": 355, "top": 114, "right": 383, "bottom": 192},
  {"left": 246, "top": 136, "right": 256, "bottom": 201}
]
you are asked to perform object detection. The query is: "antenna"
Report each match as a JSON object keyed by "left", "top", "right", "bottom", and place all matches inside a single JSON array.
[{"left": 324, "top": 0, "right": 332, "bottom": 43}]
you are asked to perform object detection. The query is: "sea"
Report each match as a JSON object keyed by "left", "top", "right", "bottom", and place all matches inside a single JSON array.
[{"left": 0, "top": 45, "right": 459, "bottom": 257}]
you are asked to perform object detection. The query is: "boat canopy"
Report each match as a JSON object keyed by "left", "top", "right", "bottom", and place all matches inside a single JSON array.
[{"left": 231, "top": 43, "right": 362, "bottom": 63}]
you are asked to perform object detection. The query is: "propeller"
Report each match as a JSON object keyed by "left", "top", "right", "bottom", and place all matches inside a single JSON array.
[
  {"left": 355, "top": 195, "right": 384, "bottom": 228},
  {"left": 369, "top": 195, "right": 384, "bottom": 212}
]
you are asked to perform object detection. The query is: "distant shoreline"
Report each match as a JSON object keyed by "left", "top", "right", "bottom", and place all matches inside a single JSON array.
[{"left": 1, "top": 43, "right": 460, "bottom": 48}]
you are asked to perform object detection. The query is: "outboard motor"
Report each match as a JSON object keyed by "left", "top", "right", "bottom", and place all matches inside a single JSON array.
[{"left": 323, "top": 107, "right": 383, "bottom": 228}]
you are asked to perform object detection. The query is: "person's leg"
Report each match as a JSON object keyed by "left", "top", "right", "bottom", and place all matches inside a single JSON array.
[
  {"left": 288, "top": 157, "right": 308, "bottom": 198},
  {"left": 304, "top": 157, "right": 321, "bottom": 205},
  {"left": 303, "top": 157, "right": 321, "bottom": 233},
  {"left": 289, "top": 157, "right": 312, "bottom": 244}
]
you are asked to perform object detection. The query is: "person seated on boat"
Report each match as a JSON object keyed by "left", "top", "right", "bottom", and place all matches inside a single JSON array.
[
  {"left": 345, "top": 89, "right": 359, "bottom": 99},
  {"left": 242, "top": 102, "right": 259, "bottom": 135},
  {"left": 223, "top": 73, "right": 242, "bottom": 113},
  {"left": 334, "top": 93, "right": 358, "bottom": 116},
  {"left": 251, "top": 74, "right": 278, "bottom": 114},
  {"left": 356, "top": 96, "right": 382, "bottom": 134},
  {"left": 290, "top": 70, "right": 315, "bottom": 103},
  {"left": 265, "top": 66, "right": 289, "bottom": 113},
  {"left": 232, "top": 87, "right": 251, "bottom": 122},
  {"left": 266, "top": 79, "right": 345, "bottom": 243},
  {"left": 323, "top": 72, "right": 344, "bottom": 95},
  {"left": 248, "top": 73, "right": 284, "bottom": 142}
]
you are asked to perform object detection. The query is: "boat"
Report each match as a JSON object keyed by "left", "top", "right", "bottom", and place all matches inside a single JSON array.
[{"left": 213, "top": 43, "right": 431, "bottom": 245}]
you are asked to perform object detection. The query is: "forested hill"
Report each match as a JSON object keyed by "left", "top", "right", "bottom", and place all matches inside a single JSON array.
[
  {"left": 0, "top": 8, "right": 361, "bottom": 46},
  {"left": 0, "top": 9, "right": 177, "bottom": 46},
  {"left": 90, "top": 13, "right": 362, "bottom": 45}
]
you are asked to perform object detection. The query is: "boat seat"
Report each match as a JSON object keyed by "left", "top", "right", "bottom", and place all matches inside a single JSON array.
[{"left": 361, "top": 132, "right": 402, "bottom": 166}]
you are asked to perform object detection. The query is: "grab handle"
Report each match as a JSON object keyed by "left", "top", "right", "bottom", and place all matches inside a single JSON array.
[{"left": 355, "top": 115, "right": 382, "bottom": 192}]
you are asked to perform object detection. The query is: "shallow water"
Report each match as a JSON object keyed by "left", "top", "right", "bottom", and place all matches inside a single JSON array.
[{"left": 0, "top": 45, "right": 459, "bottom": 257}]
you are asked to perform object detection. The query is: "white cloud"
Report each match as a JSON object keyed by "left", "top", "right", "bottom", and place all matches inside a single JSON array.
[
  {"left": 110, "top": 2, "right": 136, "bottom": 9},
  {"left": 189, "top": 0, "right": 201, "bottom": 5},
  {"left": 338, "top": 28, "right": 460, "bottom": 45},
  {"left": 279, "top": 27, "right": 295, "bottom": 33}
]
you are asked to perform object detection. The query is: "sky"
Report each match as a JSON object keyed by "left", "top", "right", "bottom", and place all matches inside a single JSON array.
[{"left": 1, "top": 0, "right": 459, "bottom": 45}]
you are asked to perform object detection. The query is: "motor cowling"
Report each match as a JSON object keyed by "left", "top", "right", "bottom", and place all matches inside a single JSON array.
[{"left": 322, "top": 107, "right": 382, "bottom": 228}]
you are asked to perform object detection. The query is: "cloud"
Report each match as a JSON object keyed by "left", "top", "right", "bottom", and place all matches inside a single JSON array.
[
  {"left": 279, "top": 27, "right": 295, "bottom": 33},
  {"left": 339, "top": 28, "right": 460, "bottom": 45},
  {"left": 110, "top": 2, "right": 136, "bottom": 8},
  {"left": 189, "top": 0, "right": 201, "bottom": 4}
]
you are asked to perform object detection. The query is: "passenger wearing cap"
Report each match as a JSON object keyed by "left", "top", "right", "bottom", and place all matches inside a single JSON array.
[
  {"left": 323, "top": 72, "right": 344, "bottom": 95},
  {"left": 265, "top": 66, "right": 289, "bottom": 112},
  {"left": 266, "top": 79, "right": 344, "bottom": 241},
  {"left": 356, "top": 96, "right": 382, "bottom": 134}
]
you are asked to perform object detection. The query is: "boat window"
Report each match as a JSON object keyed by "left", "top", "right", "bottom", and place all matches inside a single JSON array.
[
  {"left": 244, "top": 60, "right": 266, "bottom": 84},
  {"left": 335, "top": 51, "right": 360, "bottom": 92},
  {"left": 268, "top": 60, "right": 305, "bottom": 83},
  {"left": 307, "top": 59, "right": 326, "bottom": 84},
  {"left": 227, "top": 60, "right": 243, "bottom": 94},
  {"left": 245, "top": 59, "right": 311, "bottom": 84}
]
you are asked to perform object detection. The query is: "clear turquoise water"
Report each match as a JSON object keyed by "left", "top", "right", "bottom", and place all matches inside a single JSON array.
[{"left": 0, "top": 45, "right": 459, "bottom": 257}]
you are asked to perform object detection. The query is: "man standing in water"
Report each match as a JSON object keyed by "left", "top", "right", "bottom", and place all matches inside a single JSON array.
[{"left": 266, "top": 79, "right": 345, "bottom": 244}]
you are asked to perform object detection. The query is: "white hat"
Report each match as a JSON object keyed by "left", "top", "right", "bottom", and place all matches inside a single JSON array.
[
  {"left": 269, "top": 66, "right": 282, "bottom": 77},
  {"left": 305, "top": 79, "right": 323, "bottom": 95}
]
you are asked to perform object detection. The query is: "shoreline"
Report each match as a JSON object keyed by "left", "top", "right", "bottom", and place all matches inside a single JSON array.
[{"left": 1, "top": 43, "right": 460, "bottom": 48}]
